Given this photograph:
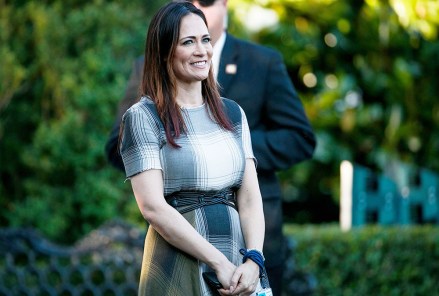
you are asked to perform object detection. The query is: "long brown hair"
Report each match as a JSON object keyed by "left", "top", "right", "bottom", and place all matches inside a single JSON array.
[{"left": 141, "top": 1, "right": 232, "bottom": 147}]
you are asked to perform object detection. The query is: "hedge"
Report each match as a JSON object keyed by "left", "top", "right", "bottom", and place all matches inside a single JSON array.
[{"left": 285, "top": 224, "right": 439, "bottom": 295}]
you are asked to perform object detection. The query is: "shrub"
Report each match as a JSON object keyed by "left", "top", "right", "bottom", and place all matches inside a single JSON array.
[{"left": 285, "top": 224, "right": 439, "bottom": 295}]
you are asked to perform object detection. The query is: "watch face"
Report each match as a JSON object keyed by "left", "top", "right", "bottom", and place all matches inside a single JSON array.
[{"left": 256, "top": 288, "right": 273, "bottom": 296}]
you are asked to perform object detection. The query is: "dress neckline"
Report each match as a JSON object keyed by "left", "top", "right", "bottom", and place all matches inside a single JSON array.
[{"left": 180, "top": 103, "right": 206, "bottom": 110}]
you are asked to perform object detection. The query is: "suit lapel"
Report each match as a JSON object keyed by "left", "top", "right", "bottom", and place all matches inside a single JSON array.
[{"left": 218, "top": 34, "right": 239, "bottom": 96}]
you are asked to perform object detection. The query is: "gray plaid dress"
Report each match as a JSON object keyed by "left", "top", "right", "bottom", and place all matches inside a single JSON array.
[{"left": 120, "top": 96, "right": 256, "bottom": 296}]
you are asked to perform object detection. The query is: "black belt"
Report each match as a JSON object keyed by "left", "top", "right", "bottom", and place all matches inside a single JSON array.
[{"left": 166, "top": 189, "right": 237, "bottom": 214}]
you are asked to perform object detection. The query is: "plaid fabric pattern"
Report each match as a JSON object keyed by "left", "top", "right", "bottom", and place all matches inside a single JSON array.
[
  {"left": 120, "top": 97, "right": 256, "bottom": 295},
  {"left": 138, "top": 205, "right": 245, "bottom": 296},
  {"left": 120, "top": 97, "right": 255, "bottom": 193}
]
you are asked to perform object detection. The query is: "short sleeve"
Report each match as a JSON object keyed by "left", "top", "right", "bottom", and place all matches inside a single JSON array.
[
  {"left": 119, "top": 106, "right": 163, "bottom": 178},
  {"left": 239, "top": 107, "right": 257, "bottom": 167}
]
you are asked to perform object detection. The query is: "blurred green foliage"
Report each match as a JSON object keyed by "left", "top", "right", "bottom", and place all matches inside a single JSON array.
[
  {"left": 228, "top": 0, "right": 439, "bottom": 223},
  {"left": 284, "top": 224, "right": 439, "bottom": 295},
  {"left": 1, "top": 0, "right": 438, "bottom": 242},
  {"left": 0, "top": 0, "right": 164, "bottom": 243}
]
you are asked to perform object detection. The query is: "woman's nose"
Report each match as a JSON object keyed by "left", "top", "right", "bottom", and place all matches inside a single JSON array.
[{"left": 194, "top": 42, "right": 207, "bottom": 55}]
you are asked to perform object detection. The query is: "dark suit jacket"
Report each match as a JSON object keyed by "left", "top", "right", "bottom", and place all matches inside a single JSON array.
[{"left": 105, "top": 34, "right": 316, "bottom": 200}]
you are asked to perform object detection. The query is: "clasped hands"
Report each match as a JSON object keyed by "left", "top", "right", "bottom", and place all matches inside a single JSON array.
[{"left": 216, "top": 260, "right": 260, "bottom": 296}]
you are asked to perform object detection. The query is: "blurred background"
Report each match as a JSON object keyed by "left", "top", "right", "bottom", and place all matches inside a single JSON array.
[{"left": 1, "top": 0, "right": 438, "bottom": 244}]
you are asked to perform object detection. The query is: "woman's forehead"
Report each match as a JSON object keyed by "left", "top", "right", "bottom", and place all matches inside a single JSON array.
[{"left": 179, "top": 14, "right": 209, "bottom": 37}]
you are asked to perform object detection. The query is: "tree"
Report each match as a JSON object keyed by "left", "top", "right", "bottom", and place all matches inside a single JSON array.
[
  {"left": 1, "top": 0, "right": 438, "bottom": 242},
  {"left": 0, "top": 0, "right": 166, "bottom": 243},
  {"left": 228, "top": 0, "right": 439, "bottom": 222}
]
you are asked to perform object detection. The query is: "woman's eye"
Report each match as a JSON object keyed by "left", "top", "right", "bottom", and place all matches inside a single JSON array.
[
  {"left": 203, "top": 37, "right": 211, "bottom": 43},
  {"left": 182, "top": 40, "right": 194, "bottom": 45}
]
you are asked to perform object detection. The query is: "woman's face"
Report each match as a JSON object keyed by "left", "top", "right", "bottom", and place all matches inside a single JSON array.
[{"left": 172, "top": 13, "right": 213, "bottom": 84}]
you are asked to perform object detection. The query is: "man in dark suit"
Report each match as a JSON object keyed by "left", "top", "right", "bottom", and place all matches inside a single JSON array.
[{"left": 105, "top": 0, "right": 316, "bottom": 294}]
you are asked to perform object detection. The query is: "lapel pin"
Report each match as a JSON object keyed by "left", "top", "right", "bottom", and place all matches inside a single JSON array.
[{"left": 225, "top": 64, "right": 237, "bottom": 75}]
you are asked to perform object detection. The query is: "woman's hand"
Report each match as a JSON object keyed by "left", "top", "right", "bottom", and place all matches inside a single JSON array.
[
  {"left": 220, "top": 259, "right": 260, "bottom": 295},
  {"left": 214, "top": 261, "right": 237, "bottom": 295}
]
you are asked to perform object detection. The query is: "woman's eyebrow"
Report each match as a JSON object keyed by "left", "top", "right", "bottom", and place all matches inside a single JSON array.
[{"left": 180, "top": 34, "right": 210, "bottom": 40}]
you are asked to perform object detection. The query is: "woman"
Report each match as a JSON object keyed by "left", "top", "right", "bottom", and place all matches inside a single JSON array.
[{"left": 119, "top": 2, "right": 267, "bottom": 295}]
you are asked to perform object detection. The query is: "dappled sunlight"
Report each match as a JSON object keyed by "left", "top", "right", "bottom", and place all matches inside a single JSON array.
[{"left": 390, "top": 0, "right": 439, "bottom": 39}]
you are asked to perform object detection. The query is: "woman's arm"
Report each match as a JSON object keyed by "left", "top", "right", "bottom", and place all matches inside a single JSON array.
[
  {"left": 237, "top": 159, "right": 265, "bottom": 250},
  {"left": 130, "top": 169, "right": 236, "bottom": 290},
  {"left": 227, "top": 159, "right": 265, "bottom": 295}
]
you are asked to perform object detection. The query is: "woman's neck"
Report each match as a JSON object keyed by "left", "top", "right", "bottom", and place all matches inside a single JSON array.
[{"left": 175, "top": 82, "right": 204, "bottom": 108}]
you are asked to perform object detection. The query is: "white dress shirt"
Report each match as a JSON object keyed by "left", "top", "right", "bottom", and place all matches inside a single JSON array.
[{"left": 212, "top": 32, "right": 226, "bottom": 79}]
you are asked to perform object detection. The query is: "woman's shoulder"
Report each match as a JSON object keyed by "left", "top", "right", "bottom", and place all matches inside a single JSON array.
[
  {"left": 220, "top": 97, "right": 243, "bottom": 125},
  {"left": 125, "top": 96, "right": 157, "bottom": 115},
  {"left": 220, "top": 97, "right": 241, "bottom": 109},
  {"left": 122, "top": 96, "right": 162, "bottom": 126}
]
